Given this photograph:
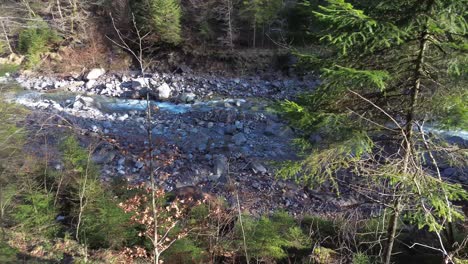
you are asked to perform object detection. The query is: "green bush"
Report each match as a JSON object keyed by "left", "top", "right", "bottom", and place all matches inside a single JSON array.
[
  {"left": 79, "top": 191, "right": 137, "bottom": 249},
  {"left": 0, "top": 64, "right": 20, "bottom": 77},
  {"left": 18, "top": 20, "right": 59, "bottom": 68},
  {"left": 0, "top": 101, "right": 28, "bottom": 226},
  {"left": 235, "top": 211, "right": 310, "bottom": 262},
  {"left": 60, "top": 136, "right": 138, "bottom": 249},
  {"left": 60, "top": 136, "right": 99, "bottom": 180},
  {"left": 12, "top": 190, "right": 60, "bottom": 238},
  {"left": 162, "top": 238, "right": 207, "bottom": 263},
  {"left": 353, "top": 252, "right": 371, "bottom": 264},
  {"left": 0, "top": 41, "right": 7, "bottom": 55},
  {"left": 0, "top": 241, "right": 17, "bottom": 263},
  {"left": 301, "top": 215, "right": 339, "bottom": 239}
]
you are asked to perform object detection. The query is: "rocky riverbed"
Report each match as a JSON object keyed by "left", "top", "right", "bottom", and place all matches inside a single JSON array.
[
  {"left": 3, "top": 70, "right": 355, "bottom": 216},
  {"left": 3, "top": 69, "right": 467, "bottom": 216}
]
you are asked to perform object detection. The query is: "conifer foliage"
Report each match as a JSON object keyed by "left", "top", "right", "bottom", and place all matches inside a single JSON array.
[
  {"left": 132, "top": 0, "right": 182, "bottom": 45},
  {"left": 280, "top": 0, "right": 468, "bottom": 263}
]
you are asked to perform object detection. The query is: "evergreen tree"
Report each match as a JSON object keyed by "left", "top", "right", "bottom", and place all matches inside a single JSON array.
[
  {"left": 241, "top": 0, "right": 283, "bottom": 47},
  {"left": 132, "top": 0, "right": 182, "bottom": 45},
  {"left": 279, "top": 0, "right": 467, "bottom": 263}
]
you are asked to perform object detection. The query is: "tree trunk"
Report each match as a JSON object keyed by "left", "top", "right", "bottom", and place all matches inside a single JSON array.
[
  {"left": 252, "top": 18, "right": 256, "bottom": 48},
  {"left": 261, "top": 25, "right": 265, "bottom": 48},
  {"left": 382, "top": 29, "right": 430, "bottom": 264},
  {"left": 0, "top": 21, "right": 13, "bottom": 54}
]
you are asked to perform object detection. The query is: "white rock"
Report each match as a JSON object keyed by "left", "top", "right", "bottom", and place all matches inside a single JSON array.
[
  {"left": 80, "top": 96, "right": 94, "bottom": 106},
  {"left": 180, "top": 92, "right": 196, "bottom": 103},
  {"left": 117, "top": 114, "right": 129, "bottom": 121},
  {"left": 85, "top": 68, "right": 105, "bottom": 80},
  {"left": 251, "top": 162, "right": 267, "bottom": 174},
  {"left": 157, "top": 83, "right": 172, "bottom": 99},
  {"left": 86, "top": 79, "right": 96, "bottom": 89}
]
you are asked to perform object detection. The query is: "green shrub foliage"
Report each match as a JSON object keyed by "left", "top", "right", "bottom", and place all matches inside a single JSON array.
[
  {"left": 279, "top": 0, "right": 468, "bottom": 261},
  {"left": 18, "top": 19, "right": 59, "bottom": 67},
  {"left": 60, "top": 136, "right": 135, "bottom": 249},
  {"left": 235, "top": 211, "right": 310, "bottom": 262},
  {"left": 13, "top": 190, "right": 60, "bottom": 238}
]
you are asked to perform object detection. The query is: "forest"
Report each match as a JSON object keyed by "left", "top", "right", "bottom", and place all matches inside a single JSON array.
[{"left": 0, "top": 0, "right": 467, "bottom": 263}]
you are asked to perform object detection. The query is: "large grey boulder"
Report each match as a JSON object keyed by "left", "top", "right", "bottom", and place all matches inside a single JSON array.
[
  {"left": 92, "top": 150, "right": 116, "bottom": 164},
  {"left": 85, "top": 68, "right": 105, "bottom": 80},
  {"left": 213, "top": 155, "right": 228, "bottom": 180}
]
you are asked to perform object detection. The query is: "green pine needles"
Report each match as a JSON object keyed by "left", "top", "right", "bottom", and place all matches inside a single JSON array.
[
  {"left": 279, "top": 0, "right": 468, "bottom": 262},
  {"left": 18, "top": 20, "right": 60, "bottom": 68},
  {"left": 132, "top": 0, "right": 182, "bottom": 45}
]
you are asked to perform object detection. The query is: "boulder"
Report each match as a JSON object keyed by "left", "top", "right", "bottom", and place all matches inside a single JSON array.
[
  {"left": 232, "top": 133, "right": 247, "bottom": 146},
  {"left": 134, "top": 161, "right": 145, "bottom": 170},
  {"left": 213, "top": 155, "right": 228, "bottom": 179},
  {"left": 309, "top": 134, "right": 323, "bottom": 144},
  {"left": 442, "top": 167, "right": 457, "bottom": 178},
  {"left": 85, "top": 68, "right": 105, "bottom": 80},
  {"left": 75, "top": 96, "right": 94, "bottom": 107},
  {"left": 157, "top": 83, "right": 172, "bottom": 99},
  {"left": 265, "top": 122, "right": 293, "bottom": 137},
  {"left": 92, "top": 150, "right": 116, "bottom": 164},
  {"left": 264, "top": 123, "right": 278, "bottom": 136},
  {"left": 447, "top": 136, "right": 467, "bottom": 148},
  {"left": 132, "top": 78, "right": 152, "bottom": 89},
  {"left": 180, "top": 92, "right": 196, "bottom": 103},
  {"left": 72, "top": 100, "right": 85, "bottom": 110}
]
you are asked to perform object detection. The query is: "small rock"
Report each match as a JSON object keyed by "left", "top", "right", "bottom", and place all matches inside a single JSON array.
[
  {"left": 157, "top": 83, "right": 172, "bottom": 99},
  {"left": 102, "top": 121, "right": 112, "bottom": 129},
  {"left": 117, "top": 157, "right": 126, "bottom": 165},
  {"left": 251, "top": 162, "right": 267, "bottom": 174},
  {"left": 235, "top": 121, "right": 243, "bottom": 130},
  {"left": 117, "top": 114, "right": 129, "bottom": 121},
  {"left": 134, "top": 161, "right": 145, "bottom": 170},
  {"left": 224, "top": 125, "right": 237, "bottom": 135},
  {"left": 264, "top": 123, "right": 278, "bottom": 136}
]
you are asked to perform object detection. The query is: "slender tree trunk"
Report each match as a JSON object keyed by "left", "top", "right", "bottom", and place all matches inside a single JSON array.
[
  {"left": 0, "top": 20, "right": 13, "bottom": 54},
  {"left": 226, "top": 0, "right": 234, "bottom": 50},
  {"left": 146, "top": 92, "right": 159, "bottom": 264},
  {"left": 382, "top": 29, "right": 429, "bottom": 264},
  {"left": 236, "top": 193, "right": 249, "bottom": 264},
  {"left": 76, "top": 150, "right": 92, "bottom": 242},
  {"left": 252, "top": 19, "right": 256, "bottom": 48},
  {"left": 261, "top": 25, "right": 265, "bottom": 48},
  {"left": 22, "top": 0, "right": 36, "bottom": 17}
]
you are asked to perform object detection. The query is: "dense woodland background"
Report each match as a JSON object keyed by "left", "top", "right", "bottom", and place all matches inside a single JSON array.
[{"left": 0, "top": 0, "right": 467, "bottom": 263}]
